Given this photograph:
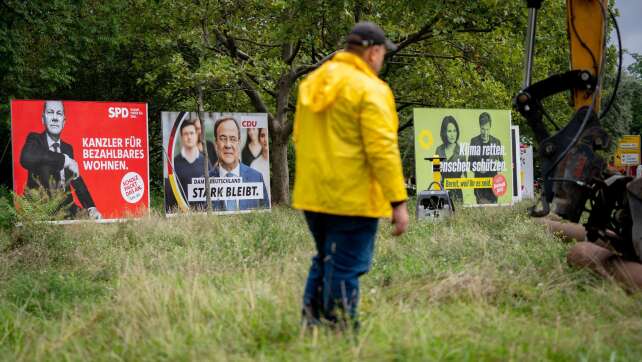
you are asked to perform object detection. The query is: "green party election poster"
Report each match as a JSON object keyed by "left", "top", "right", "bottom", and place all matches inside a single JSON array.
[{"left": 414, "top": 108, "right": 513, "bottom": 206}]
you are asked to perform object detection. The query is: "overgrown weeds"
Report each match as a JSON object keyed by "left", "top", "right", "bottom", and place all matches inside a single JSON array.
[{"left": 0, "top": 202, "right": 641, "bottom": 361}]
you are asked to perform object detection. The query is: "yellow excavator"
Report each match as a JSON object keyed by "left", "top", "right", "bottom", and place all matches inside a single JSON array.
[{"left": 513, "top": 0, "right": 642, "bottom": 289}]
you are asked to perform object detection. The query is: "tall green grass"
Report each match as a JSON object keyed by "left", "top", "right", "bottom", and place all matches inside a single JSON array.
[{"left": 0, "top": 201, "right": 640, "bottom": 361}]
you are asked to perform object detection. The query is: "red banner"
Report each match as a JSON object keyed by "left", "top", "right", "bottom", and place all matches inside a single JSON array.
[{"left": 11, "top": 100, "right": 149, "bottom": 220}]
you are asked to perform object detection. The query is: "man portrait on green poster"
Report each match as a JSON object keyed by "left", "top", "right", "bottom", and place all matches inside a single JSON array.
[{"left": 468, "top": 112, "right": 504, "bottom": 204}]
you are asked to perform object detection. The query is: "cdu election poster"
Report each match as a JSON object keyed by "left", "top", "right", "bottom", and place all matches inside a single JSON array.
[
  {"left": 162, "top": 112, "right": 271, "bottom": 214},
  {"left": 11, "top": 100, "right": 150, "bottom": 221},
  {"left": 414, "top": 108, "right": 513, "bottom": 206}
]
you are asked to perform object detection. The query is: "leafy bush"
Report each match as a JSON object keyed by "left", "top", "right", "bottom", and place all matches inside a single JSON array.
[{"left": 0, "top": 186, "right": 16, "bottom": 231}]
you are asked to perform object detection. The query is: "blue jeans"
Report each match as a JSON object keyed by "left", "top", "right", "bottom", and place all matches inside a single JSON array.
[{"left": 302, "top": 211, "right": 379, "bottom": 324}]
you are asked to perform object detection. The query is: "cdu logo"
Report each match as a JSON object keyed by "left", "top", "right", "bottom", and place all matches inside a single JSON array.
[{"left": 241, "top": 120, "right": 257, "bottom": 128}]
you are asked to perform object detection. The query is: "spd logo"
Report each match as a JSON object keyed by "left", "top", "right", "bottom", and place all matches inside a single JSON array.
[{"left": 108, "top": 107, "right": 129, "bottom": 118}]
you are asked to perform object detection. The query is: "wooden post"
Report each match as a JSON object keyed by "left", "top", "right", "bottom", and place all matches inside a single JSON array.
[{"left": 197, "top": 86, "right": 212, "bottom": 214}]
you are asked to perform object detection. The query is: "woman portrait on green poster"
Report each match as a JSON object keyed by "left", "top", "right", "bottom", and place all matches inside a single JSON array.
[{"left": 435, "top": 115, "right": 466, "bottom": 203}]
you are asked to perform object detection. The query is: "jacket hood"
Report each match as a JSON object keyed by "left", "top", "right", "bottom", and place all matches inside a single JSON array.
[{"left": 299, "top": 51, "right": 377, "bottom": 113}]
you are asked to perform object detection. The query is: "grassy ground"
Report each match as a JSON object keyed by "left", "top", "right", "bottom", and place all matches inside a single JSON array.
[{"left": 0, "top": 202, "right": 641, "bottom": 361}]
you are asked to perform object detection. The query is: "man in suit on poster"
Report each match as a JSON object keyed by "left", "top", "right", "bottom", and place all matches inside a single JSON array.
[
  {"left": 19, "top": 100, "right": 101, "bottom": 219},
  {"left": 468, "top": 112, "right": 504, "bottom": 204},
  {"left": 208, "top": 117, "right": 270, "bottom": 211}
]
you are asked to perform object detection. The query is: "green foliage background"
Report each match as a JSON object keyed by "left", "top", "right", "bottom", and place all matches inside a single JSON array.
[
  {"left": 1, "top": 1, "right": 640, "bottom": 197},
  {"left": 0, "top": 2, "right": 641, "bottom": 357}
]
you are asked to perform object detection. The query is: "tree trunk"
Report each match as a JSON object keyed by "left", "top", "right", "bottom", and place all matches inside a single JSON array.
[
  {"left": 268, "top": 69, "right": 294, "bottom": 205},
  {"left": 270, "top": 133, "right": 290, "bottom": 205},
  {"left": 197, "top": 86, "right": 212, "bottom": 213}
]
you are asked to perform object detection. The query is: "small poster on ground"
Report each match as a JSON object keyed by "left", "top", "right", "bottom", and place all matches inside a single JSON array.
[
  {"left": 511, "top": 126, "right": 522, "bottom": 203},
  {"left": 520, "top": 144, "right": 535, "bottom": 199}
]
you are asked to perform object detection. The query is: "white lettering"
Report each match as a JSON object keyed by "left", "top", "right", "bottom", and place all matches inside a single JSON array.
[{"left": 82, "top": 160, "right": 128, "bottom": 171}]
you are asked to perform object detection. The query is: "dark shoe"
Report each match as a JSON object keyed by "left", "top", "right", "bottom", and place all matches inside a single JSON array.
[
  {"left": 301, "top": 304, "right": 321, "bottom": 328},
  {"left": 324, "top": 310, "right": 359, "bottom": 334}
]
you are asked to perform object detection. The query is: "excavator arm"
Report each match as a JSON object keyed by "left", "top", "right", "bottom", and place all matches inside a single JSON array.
[
  {"left": 516, "top": 0, "right": 604, "bottom": 142},
  {"left": 513, "top": 0, "right": 642, "bottom": 262}
]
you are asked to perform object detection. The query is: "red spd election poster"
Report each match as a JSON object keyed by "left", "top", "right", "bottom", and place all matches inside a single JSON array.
[{"left": 11, "top": 100, "right": 149, "bottom": 221}]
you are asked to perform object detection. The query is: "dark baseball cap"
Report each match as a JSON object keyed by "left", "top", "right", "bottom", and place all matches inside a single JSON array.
[{"left": 346, "top": 21, "right": 397, "bottom": 51}]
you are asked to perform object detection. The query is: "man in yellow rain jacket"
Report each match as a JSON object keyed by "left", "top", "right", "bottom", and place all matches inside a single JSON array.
[{"left": 293, "top": 22, "right": 409, "bottom": 329}]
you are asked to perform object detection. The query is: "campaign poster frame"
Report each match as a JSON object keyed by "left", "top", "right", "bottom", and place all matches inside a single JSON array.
[
  {"left": 413, "top": 108, "right": 513, "bottom": 207},
  {"left": 520, "top": 144, "right": 535, "bottom": 199},
  {"left": 10, "top": 100, "right": 150, "bottom": 223},
  {"left": 511, "top": 125, "right": 522, "bottom": 203},
  {"left": 162, "top": 111, "right": 271, "bottom": 215},
  {"left": 615, "top": 135, "right": 641, "bottom": 167}
]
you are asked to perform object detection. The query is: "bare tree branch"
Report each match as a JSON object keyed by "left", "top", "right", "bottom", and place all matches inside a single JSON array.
[
  {"left": 310, "top": 41, "right": 319, "bottom": 62},
  {"left": 394, "top": 52, "right": 465, "bottom": 60},
  {"left": 284, "top": 40, "right": 302, "bottom": 65},
  {"left": 201, "top": 18, "right": 213, "bottom": 48},
  {"left": 381, "top": 17, "right": 495, "bottom": 78},
  {"left": 457, "top": 27, "right": 494, "bottom": 34},
  {"left": 239, "top": 76, "right": 271, "bottom": 116},
  {"left": 247, "top": 74, "right": 277, "bottom": 98},
  {"left": 211, "top": 28, "right": 251, "bottom": 61},
  {"left": 396, "top": 101, "right": 433, "bottom": 112},
  {"left": 234, "top": 37, "right": 281, "bottom": 48},
  {"left": 387, "top": 14, "right": 441, "bottom": 58},
  {"left": 354, "top": 1, "right": 364, "bottom": 23},
  {"left": 398, "top": 116, "right": 414, "bottom": 134},
  {"left": 294, "top": 50, "right": 337, "bottom": 79},
  {"left": 201, "top": 17, "right": 278, "bottom": 123}
]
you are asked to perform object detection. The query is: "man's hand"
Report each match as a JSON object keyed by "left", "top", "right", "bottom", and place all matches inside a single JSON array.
[
  {"left": 67, "top": 158, "right": 79, "bottom": 178},
  {"left": 391, "top": 201, "right": 409, "bottom": 236}
]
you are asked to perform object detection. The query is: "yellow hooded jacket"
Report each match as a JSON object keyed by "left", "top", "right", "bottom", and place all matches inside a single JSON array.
[{"left": 292, "top": 51, "right": 407, "bottom": 218}]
